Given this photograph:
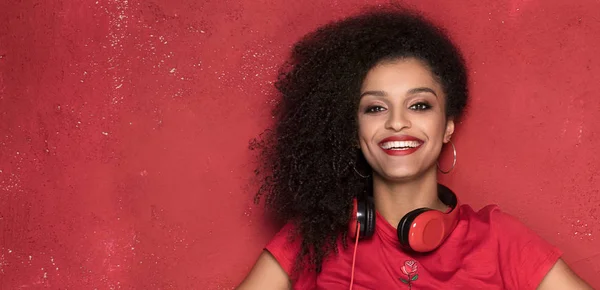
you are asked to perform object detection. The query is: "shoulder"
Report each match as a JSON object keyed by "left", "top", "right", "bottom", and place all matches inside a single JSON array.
[
  {"left": 264, "top": 222, "right": 318, "bottom": 288},
  {"left": 265, "top": 222, "right": 301, "bottom": 275},
  {"left": 459, "top": 203, "right": 523, "bottom": 222},
  {"left": 459, "top": 204, "right": 548, "bottom": 237},
  {"left": 237, "top": 222, "right": 317, "bottom": 290},
  {"left": 236, "top": 250, "right": 291, "bottom": 290},
  {"left": 459, "top": 204, "right": 563, "bottom": 289},
  {"left": 460, "top": 203, "right": 562, "bottom": 262}
]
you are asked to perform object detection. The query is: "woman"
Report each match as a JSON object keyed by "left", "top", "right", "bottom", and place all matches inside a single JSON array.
[{"left": 238, "top": 7, "right": 591, "bottom": 290}]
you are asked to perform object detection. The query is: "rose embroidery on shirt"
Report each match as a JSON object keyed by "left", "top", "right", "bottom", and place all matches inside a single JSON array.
[{"left": 399, "top": 260, "right": 419, "bottom": 289}]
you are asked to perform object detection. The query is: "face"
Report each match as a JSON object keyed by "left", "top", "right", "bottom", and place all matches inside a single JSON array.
[{"left": 357, "top": 58, "right": 454, "bottom": 182}]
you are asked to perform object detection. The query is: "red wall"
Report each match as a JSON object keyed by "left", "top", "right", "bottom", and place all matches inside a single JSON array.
[{"left": 1, "top": 0, "right": 599, "bottom": 288}]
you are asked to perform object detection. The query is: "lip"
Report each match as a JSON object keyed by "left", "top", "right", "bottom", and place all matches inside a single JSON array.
[{"left": 378, "top": 135, "right": 424, "bottom": 156}]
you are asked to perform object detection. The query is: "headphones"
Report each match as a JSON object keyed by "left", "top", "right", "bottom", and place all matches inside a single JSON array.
[{"left": 349, "top": 183, "right": 460, "bottom": 252}]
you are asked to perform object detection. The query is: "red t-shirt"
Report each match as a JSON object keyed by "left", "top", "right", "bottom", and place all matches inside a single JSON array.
[{"left": 266, "top": 204, "right": 562, "bottom": 290}]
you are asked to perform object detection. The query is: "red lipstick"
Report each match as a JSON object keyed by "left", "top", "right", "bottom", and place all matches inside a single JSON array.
[{"left": 378, "top": 135, "right": 424, "bottom": 156}]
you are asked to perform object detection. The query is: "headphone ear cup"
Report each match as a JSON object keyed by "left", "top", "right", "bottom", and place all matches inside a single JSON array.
[
  {"left": 397, "top": 208, "right": 430, "bottom": 250},
  {"left": 363, "top": 196, "right": 375, "bottom": 238},
  {"left": 349, "top": 196, "right": 376, "bottom": 240},
  {"left": 349, "top": 198, "right": 359, "bottom": 239}
]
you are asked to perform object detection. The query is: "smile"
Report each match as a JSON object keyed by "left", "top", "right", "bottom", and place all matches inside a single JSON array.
[
  {"left": 380, "top": 140, "right": 421, "bottom": 150},
  {"left": 378, "top": 136, "right": 424, "bottom": 156}
]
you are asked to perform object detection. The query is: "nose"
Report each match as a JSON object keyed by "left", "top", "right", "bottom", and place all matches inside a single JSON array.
[{"left": 384, "top": 108, "right": 410, "bottom": 131}]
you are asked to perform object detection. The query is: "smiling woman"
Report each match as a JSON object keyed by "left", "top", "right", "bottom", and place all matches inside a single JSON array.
[
  {"left": 358, "top": 59, "right": 453, "bottom": 187},
  {"left": 237, "top": 6, "right": 592, "bottom": 290}
]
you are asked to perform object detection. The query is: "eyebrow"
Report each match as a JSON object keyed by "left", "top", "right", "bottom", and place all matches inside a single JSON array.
[
  {"left": 408, "top": 87, "right": 438, "bottom": 97},
  {"left": 360, "top": 90, "right": 386, "bottom": 98},
  {"left": 360, "top": 87, "right": 438, "bottom": 98}
]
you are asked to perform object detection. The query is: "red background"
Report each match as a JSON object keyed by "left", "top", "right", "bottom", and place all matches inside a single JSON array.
[{"left": 1, "top": 0, "right": 599, "bottom": 289}]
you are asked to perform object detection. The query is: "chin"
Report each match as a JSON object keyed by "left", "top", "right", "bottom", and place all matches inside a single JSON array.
[
  {"left": 375, "top": 162, "right": 438, "bottom": 182},
  {"left": 378, "top": 168, "right": 422, "bottom": 182}
]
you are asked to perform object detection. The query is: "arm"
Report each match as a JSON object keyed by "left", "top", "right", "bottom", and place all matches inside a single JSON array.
[
  {"left": 236, "top": 250, "right": 292, "bottom": 290},
  {"left": 537, "top": 259, "right": 592, "bottom": 290}
]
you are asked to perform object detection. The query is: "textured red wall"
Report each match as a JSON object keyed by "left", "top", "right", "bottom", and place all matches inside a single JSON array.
[{"left": 1, "top": 0, "right": 599, "bottom": 288}]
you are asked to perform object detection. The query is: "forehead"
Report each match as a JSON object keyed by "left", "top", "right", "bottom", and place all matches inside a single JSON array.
[{"left": 361, "top": 58, "right": 442, "bottom": 93}]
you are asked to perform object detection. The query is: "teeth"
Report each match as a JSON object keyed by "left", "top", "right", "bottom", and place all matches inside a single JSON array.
[{"left": 381, "top": 141, "right": 421, "bottom": 150}]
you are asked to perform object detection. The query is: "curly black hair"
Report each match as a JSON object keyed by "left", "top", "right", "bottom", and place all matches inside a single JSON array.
[{"left": 251, "top": 6, "right": 469, "bottom": 276}]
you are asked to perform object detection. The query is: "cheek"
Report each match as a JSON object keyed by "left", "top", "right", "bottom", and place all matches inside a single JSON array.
[
  {"left": 357, "top": 117, "right": 375, "bottom": 142},
  {"left": 357, "top": 127, "right": 369, "bottom": 147},
  {"left": 356, "top": 116, "right": 366, "bottom": 137},
  {"left": 420, "top": 116, "right": 447, "bottom": 138}
]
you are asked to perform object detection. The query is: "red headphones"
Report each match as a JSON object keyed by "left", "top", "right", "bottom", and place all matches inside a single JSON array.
[{"left": 349, "top": 183, "right": 460, "bottom": 252}]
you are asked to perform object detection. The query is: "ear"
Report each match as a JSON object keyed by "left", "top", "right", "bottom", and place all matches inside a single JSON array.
[{"left": 444, "top": 118, "right": 455, "bottom": 143}]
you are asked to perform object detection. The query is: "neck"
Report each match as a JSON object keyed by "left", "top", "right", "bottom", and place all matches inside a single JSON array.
[{"left": 372, "top": 167, "right": 448, "bottom": 229}]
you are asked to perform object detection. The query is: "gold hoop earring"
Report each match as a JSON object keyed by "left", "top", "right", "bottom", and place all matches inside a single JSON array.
[{"left": 437, "top": 140, "right": 456, "bottom": 174}]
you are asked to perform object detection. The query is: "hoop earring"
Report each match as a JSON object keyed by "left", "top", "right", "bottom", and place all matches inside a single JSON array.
[
  {"left": 437, "top": 140, "right": 457, "bottom": 174},
  {"left": 353, "top": 164, "right": 371, "bottom": 179}
]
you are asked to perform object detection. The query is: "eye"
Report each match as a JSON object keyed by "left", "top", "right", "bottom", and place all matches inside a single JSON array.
[
  {"left": 365, "top": 105, "right": 386, "bottom": 113},
  {"left": 409, "top": 102, "right": 431, "bottom": 111}
]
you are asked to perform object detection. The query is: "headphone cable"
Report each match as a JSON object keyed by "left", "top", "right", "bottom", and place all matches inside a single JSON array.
[{"left": 349, "top": 222, "right": 360, "bottom": 290}]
